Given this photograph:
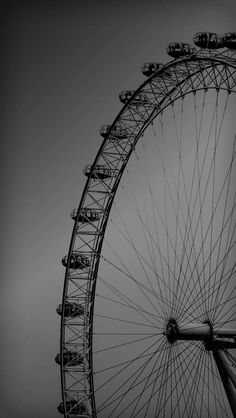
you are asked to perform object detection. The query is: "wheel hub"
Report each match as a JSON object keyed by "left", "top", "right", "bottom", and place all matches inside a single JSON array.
[{"left": 164, "top": 318, "right": 213, "bottom": 346}]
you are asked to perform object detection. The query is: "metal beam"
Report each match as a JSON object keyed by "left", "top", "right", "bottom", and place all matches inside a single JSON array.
[{"left": 213, "top": 346, "right": 236, "bottom": 417}]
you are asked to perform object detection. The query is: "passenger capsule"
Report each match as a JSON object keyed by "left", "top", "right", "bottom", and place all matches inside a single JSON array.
[
  {"left": 141, "top": 62, "right": 162, "bottom": 77},
  {"left": 99, "top": 124, "right": 129, "bottom": 140},
  {"left": 57, "top": 400, "right": 87, "bottom": 415},
  {"left": 167, "top": 42, "right": 196, "bottom": 58},
  {"left": 62, "top": 253, "right": 90, "bottom": 269},
  {"left": 193, "top": 32, "right": 223, "bottom": 49},
  {"left": 71, "top": 208, "right": 101, "bottom": 222},
  {"left": 55, "top": 351, "right": 83, "bottom": 366},
  {"left": 222, "top": 32, "right": 236, "bottom": 50},
  {"left": 119, "top": 90, "right": 148, "bottom": 105},
  {"left": 100, "top": 124, "right": 111, "bottom": 138},
  {"left": 56, "top": 302, "right": 85, "bottom": 317},
  {"left": 83, "top": 164, "right": 115, "bottom": 179}
]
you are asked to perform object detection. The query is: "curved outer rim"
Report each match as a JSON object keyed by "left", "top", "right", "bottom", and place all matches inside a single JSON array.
[{"left": 59, "top": 49, "right": 236, "bottom": 417}]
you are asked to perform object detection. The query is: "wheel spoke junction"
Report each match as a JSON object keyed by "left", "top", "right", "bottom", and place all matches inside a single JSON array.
[{"left": 57, "top": 32, "right": 236, "bottom": 417}]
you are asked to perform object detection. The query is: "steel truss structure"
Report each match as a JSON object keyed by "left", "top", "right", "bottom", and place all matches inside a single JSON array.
[{"left": 57, "top": 33, "right": 236, "bottom": 417}]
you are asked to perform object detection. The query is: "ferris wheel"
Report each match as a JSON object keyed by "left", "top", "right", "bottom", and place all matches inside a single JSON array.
[{"left": 56, "top": 32, "right": 236, "bottom": 417}]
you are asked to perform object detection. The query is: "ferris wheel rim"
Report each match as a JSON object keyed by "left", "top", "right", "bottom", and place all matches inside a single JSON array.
[{"left": 58, "top": 50, "right": 236, "bottom": 417}]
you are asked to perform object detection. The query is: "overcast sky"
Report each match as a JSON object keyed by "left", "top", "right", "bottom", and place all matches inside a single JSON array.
[{"left": 1, "top": 1, "right": 236, "bottom": 417}]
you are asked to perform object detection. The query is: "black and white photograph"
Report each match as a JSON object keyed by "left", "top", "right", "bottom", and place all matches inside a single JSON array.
[{"left": 1, "top": 1, "right": 236, "bottom": 417}]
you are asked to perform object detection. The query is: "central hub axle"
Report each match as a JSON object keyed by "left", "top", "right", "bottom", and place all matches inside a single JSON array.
[{"left": 164, "top": 319, "right": 212, "bottom": 345}]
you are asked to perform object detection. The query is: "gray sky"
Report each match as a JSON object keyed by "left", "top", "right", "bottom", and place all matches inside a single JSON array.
[{"left": 1, "top": 1, "right": 236, "bottom": 417}]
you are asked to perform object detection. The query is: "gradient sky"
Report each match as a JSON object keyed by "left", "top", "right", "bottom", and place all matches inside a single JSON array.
[{"left": 1, "top": 1, "right": 236, "bottom": 417}]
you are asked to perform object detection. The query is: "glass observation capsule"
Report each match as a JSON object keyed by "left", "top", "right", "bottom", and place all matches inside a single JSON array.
[
  {"left": 62, "top": 253, "right": 90, "bottom": 269},
  {"left": 70, "top": 208, "right": 101, "bottom": 222},
  {"left": 222, "top": 32, "right": 236, "bottom": 50},
  {"left": 56, "top": 302, "right": 85, "bottom": 317},
  {"left": 193, "top": 32, "right": 223, "bottom": 49},
  {"left": 167, "top": 42, "right": 196, "bottom": 58},
  {"left": 57, "top": 400, "right": 87, "bottom": 415},
  {"left": 141, "top": 62, "right": 162, "bottom": 77},
  {"left": 99, "top": 124, "right": 129, "bottom": 140},
  {"left": 119, "top": 90, "right": 148, "bottom": 105},
  {"left": 55, "top": 351, "right": 83, "bottom": 366},
  {"left": 83, "top": 164, "right": 114, "bottom": 179}
]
